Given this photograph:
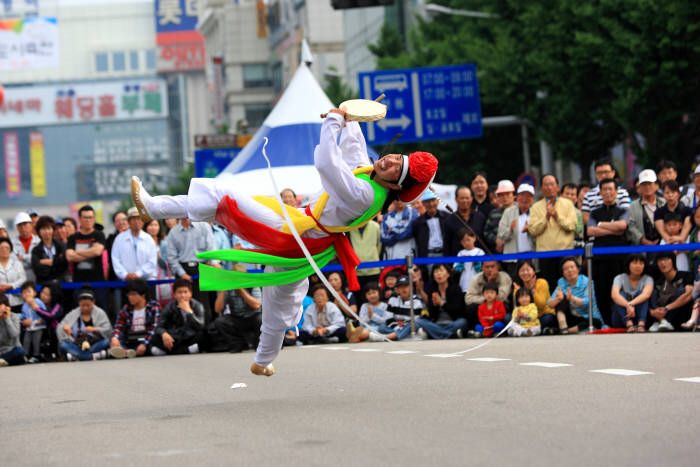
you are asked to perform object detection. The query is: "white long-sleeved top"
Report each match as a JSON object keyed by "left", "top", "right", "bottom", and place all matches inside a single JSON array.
[
  {"left": 0, "top": 256, "right": 27, "bottom": 307},
  {"left": 302, "top": 301, "right": 346, "bottom": 334},
  {"left": 110, "top": 229, "right": 157, "bottom": 280}
]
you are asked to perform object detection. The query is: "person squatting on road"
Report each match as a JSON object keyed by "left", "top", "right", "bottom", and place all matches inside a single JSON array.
[{"left": 131, "top": 107, "right": 438, "bottom": 376}]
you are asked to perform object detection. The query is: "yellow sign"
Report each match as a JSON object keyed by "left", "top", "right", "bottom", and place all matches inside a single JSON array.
[{"left": 29, "top": 132, "right": 47, "bottom": 197}]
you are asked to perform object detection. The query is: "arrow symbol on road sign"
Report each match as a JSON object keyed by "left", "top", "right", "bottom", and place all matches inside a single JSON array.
[
  {"left": 373, "top": 74, "right": 409, "bottom": 93},
  {"left": 377, "top": 114, "right": 412, "bottom": 131}
]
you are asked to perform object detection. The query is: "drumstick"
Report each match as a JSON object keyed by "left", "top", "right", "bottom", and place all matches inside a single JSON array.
[{"left": 320, "top": 94, "right": 387, "bottom": 118}]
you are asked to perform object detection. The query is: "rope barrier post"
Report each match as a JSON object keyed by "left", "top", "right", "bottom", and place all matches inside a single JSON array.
[
  {"left": 406, "top": 254, "right": 417, "bottom": 338},
  {"left": 584, "top": 242, "right": 594, "bottom": 333}
]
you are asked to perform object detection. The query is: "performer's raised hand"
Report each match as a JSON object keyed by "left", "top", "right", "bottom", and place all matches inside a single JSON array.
[{"left": 328, "top": 108, "right": 347, "bottom": 119}]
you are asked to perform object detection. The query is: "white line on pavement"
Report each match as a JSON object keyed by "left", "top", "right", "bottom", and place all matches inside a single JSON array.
[
  {"left": 673, "top": 377, "right": 700, "bottom": 383},
  {"left": 589, "top": 369, "right": 653, "bottom": 376},
  {"left": 468, "top": 357, "right": 511, "bottom": 362},
  {"left": 520, "top": 362, "right": 573, "bottom": 368}
]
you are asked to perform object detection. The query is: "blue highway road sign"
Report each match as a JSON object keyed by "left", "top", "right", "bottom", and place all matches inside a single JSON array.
[{"left": 358, "top": 64, "right": 482, "bottom": 146}]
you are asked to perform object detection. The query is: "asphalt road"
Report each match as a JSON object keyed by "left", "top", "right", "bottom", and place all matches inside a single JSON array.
[{"left": 1, "top": 333, "right": 699, "bottom": 466}]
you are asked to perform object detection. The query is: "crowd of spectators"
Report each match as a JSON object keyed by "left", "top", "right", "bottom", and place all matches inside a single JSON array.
[{"left": 1, "top": 158, "right": 700, "bottom": 367}]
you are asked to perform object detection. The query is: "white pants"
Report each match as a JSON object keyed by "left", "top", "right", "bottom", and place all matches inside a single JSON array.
[
  {"left": 508, "top": 323, "right": 541, "bottom": 337},
  {"left": 148, "top": 177, "right": 322, "bottom": 366}
]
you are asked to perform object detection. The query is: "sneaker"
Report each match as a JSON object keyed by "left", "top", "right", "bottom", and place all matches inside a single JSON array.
[
  {"left": 92, "top": 350, "right": 107, "bottom": 360},
  {"left": 126, "top": 349, "right": 137, "bottom": 358},
  {"left": 250, "top": 362, "right": 275, "bottom": 376},
  {"left": 28, "top": 357, "right": 40, "bottom": 364},
  {"left": 0, "top": 358, "right": 8, "bottom": 367},
  {"left": 131, "top": 176, "right": 153, "bottom": 223},
  {"left": 648, "top": 322, "right": 661, "bottom": 333},
  {"left": 326, "top": 336, "right": 340, "bottom": 343},
  {"left": 658, "top": 319, "right": 674, "bottom": 332},
  {"left": 369, "top": 331, "right": 385, "bottom": 342},
  {"left": 456, "top": 328, "right": 464, "bottom": 339},
  {"left": 417, "top": 328, "right": 428, "bottom": 339},
  {"left": 507, "top": 328, "right": 516, "bottom": 337},
  {"left": 109, "top": 347, "right": 127, "bottom": 359},
  {"left": 187, "top": 343, "right": 199, "bottom": 354},
  {"left": 525, "top": 329, "right": 533, "bottom": 337},
  {"left": 65, "top": 353, "right": 75, "bottom": 362},
  {"left": 150, "top": 346, "right": 167, "bottom": 356},
  {"left": 467, "top": 330, "right": 482, "bottom": 338}
]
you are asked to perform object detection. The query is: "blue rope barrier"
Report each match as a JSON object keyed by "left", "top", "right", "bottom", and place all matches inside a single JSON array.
[{"left": 6, "top": 243, "right": 700, "bottom": 294}]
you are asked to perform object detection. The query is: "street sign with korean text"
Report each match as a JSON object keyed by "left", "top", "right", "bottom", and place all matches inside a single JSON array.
[{"left": 358, "top": 64, "right": 482, "bottom": 146}]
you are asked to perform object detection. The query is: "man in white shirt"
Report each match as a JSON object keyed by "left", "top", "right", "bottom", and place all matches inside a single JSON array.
[
  {"left": 681, "top": 166, "right": 700, "bottom": 210},
  {"left": 110, "top": 207, "right": 157, "bottom": 283}
]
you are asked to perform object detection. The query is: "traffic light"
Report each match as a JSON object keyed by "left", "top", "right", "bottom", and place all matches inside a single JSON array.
[{"left": 330, "top": 0, "right": 395, "bottom": 10}]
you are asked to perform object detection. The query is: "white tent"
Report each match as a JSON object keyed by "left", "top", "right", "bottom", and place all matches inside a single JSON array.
[{"left": 217, "top": 63, "right": 379, "bottom": 196}]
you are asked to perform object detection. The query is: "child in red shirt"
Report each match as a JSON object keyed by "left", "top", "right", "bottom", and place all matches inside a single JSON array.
[{"left": 474, "top": 282, "right": 507, "bottom": 337}]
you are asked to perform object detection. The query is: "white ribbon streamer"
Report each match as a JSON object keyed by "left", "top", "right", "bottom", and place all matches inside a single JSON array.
[{"left": 261, "top": 138, "right": 391, "bottom": 342}]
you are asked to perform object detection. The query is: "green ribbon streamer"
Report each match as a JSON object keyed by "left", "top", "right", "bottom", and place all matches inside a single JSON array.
[{"left": 197, "top": 246, "right": 337, "bottom": 291}]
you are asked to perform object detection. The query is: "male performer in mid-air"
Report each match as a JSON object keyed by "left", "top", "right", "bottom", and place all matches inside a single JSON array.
[{"left": 132, "top": 107, "right": 437, "bottom": 376}]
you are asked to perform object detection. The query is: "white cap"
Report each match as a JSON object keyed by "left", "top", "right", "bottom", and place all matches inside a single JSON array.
[
  {"left": 14, "top": 211, "right": 31, "bottom": 225},
  {"left": 693, "top": 166, "right": 700, "bottom": 178},
  {"left": 126, "top": 206, "right": 140, "bottom": 219},
  {"left": 517, "top": 184, "right": 535, "bottom": 195},
  {"left": 495, "top": 180, "right": 515, "bottom": 194},
  {"left": 638, "top": 169, "right": 657, "bottom": 184},
  {"left": 0, "top": 219, "right": 5, "bottom": 230}
]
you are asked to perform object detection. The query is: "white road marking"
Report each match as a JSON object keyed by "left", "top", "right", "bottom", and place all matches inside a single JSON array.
[
  {"left": 351, "top": 349, "right": 382, "bottom": 352},
  {"left": 468, "top": 357, "right": 511, "bottom": 362},
  {"left": 230, "top": 383, "right": 247, "bottom": 389},
  {"left": 589, "top": 369, "right": 653, "bottom": 376},
  {"left": 386, "top": 350, "right": 419, "bottom": 355},
  {"left": 673, "top": 377, "right": 700, "bottom": 384},
  {"left": 520, "top": 362, "right": 573, "bottom": 368},
  {"left": 424, "top": 353, "right": 462, "bottom": 358}
]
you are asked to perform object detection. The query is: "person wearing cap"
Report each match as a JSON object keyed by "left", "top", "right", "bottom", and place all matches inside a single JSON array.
[
  {"left": 627, "top": 169, "right": 665, "bottom": 247},
  {"left": 442, "top": 186, "right": 486, "bottom": 257},
  {"left": 65, "top": 205, "right": 109, "bottom": 313},
  {"left": 30, "top": 216, "right": 68, "bottom": 286},
  {"left": 528, "top": 174, "right": 578, "bottom": 288},
  {"left": 52, "top": 217, "right": 69, "bottom": 245},
  {"left": 483, "top": 180, "right": 517, "bottom": 253},
  {"left": 581, "top": 158, "right": 631, "bottom": 225},
  {"left": 498, "top": 184, "right": 536, "bottom": 279},
  {"left": 111, "top": 207, "right": 157, "bottom": 285},
  {"left": 27, "top": 209, "right": 40, "bottom": 231},
  {"left": 130, "top": 106, "right": 438, "bottom": 376},
  {"left": 413, "top": 190, "right": 450, "bottom": 269},
  {"left": 56, "top": 286, "right": 112, "bottom": 361},
  {"left": 380, "top": 199, "right": 419, "bottom": 261},
  {"left": 11, "top": 211, "right": 40, "bottom": 283},
  {"left": 681, "top": 166, "right": 700, "bottom": 210}
]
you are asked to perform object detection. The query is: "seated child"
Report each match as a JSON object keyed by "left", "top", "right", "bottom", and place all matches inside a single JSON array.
[
  {"left": 20, "top": 281, "right": 46, "bottom": 363},
  {"left": 384, "top": 276, "right": 426, "bottom": 340},
  {"left": 472, "top": 282, "right": 507, "bottom": 337},
  {"left": 508, "top": 287, "right": 541, "bottom": 337},
  {"left": 454, "top": 228, "right": 484, "bottom": 293},
  {"left": 660, "top": 212, "right": 689, "bottom": 271},
  {"left": 381, "top": 269, "right": 401, "bottom": 301}
]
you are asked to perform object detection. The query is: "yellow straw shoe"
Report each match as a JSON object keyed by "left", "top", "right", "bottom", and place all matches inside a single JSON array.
[
  {"left": 131, "top": 176, "right": 153, "bottom": 223},
  {"left": 250, "top": 362, "right": 275, "bottom": 376}
]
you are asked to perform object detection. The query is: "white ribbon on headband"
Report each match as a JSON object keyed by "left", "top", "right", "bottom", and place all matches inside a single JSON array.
[{"left": 398, "top": 155, "right": 409, "bottom": 186}]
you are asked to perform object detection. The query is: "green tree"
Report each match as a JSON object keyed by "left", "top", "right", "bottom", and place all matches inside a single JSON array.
[
  {"left": 369, "top": 0, "right": 700, "bottom": 180},
  {"left": 323, "top": 66, "right": 357, "bottom": 106}
]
